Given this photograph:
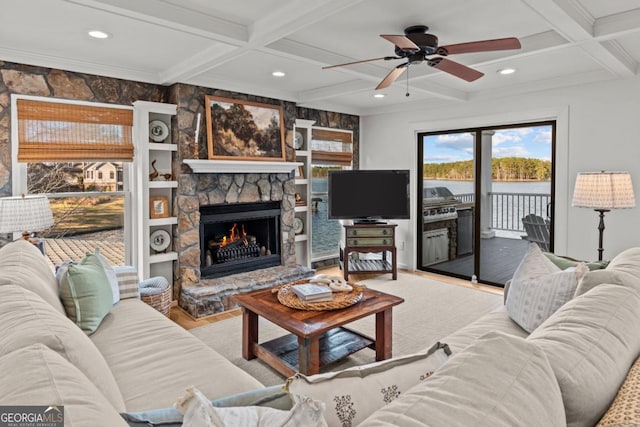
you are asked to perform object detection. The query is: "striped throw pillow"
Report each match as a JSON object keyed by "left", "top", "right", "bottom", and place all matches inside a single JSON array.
[{"left": 113, "top": 266, "right": 140, "bottom": 300}]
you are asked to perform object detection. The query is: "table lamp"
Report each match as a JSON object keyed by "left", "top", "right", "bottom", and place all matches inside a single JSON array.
[
  {"left": 0, "top": 194, "right": 54, "bottom": 243},
  {"left": 572, "top": 171, "right": 635, "bottom": 261}
]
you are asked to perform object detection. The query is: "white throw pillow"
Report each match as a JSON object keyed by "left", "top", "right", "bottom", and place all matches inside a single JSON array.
[
  {"left": 94, "top": 247, "right": 120, "bottom": 305},
  {"left": 286, "top": 341, "right": 451, "bottom": 427},
  {"left": 175, "top": 386, "right": 327, "bottom": 427},
  {"left": 506, "top": 243, "right": 588, "bottom": 333}
]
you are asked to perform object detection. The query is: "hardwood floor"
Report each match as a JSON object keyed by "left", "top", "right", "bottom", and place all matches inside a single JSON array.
[{"left": 170, "top": 266, "right": 502, "bottom": 330}]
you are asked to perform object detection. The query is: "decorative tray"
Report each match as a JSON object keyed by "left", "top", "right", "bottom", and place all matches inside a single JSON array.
[{"left": 273, "top": 279, "right": 365, "bottom": 311}]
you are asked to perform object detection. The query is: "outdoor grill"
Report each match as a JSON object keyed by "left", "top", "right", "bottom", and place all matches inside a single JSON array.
[
  {"left": 423, "top": 187, "right": 460, "bottom": 223},
  {"left": 422, "top": 186, "right": 475, "bottom": 262}
]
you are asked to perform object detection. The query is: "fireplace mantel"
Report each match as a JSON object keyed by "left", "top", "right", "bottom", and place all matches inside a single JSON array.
[{"left": 184, "top": 159, "right": 302, "bottom": 174}]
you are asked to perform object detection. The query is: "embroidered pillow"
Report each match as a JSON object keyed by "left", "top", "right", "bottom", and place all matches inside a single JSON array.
[
  {"left": 286, "top": 341, "right": 451, "bottom": 427},
  {"left": 359, "top": 332, "right": 565, "bottom": 427},
  {"left": 506, "top": 243, "right": 588, "bottom": 333}
]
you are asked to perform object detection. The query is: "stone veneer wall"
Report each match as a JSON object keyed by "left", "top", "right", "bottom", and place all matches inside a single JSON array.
[
  {"left": 0, "top": 61, "right": 166, "bottom": 247},
  {"left": 168, "top": 84, "right": 300, "bottom": 300},
  {"left": 167, "top": 85, "right": 360, "bottom": 299},
  {"left": 0, "top": 62, "right": 360, "bottom": 289},
  {"left": 0, "top": 61, "right": 166, "bottom": 198}
]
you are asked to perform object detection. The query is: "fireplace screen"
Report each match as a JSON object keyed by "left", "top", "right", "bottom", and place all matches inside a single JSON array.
[{"left": 199, "top": 201, "right": 281, "bottom": 278}]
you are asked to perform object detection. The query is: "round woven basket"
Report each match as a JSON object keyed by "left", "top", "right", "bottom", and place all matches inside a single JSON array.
[
  {"left": 140, "top": 277, "right": 171, "bottom": 317},
  {"left": 275, "top": 279, "right": 365, "bottom": 311}
]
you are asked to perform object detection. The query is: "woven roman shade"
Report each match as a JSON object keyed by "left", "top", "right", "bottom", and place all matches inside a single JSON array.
[
  {"left": 17, "top": 99, "right": 134, "bottom": 162},
  {"left": 311, "top": 128, "right": 353, "bottom": 166}
]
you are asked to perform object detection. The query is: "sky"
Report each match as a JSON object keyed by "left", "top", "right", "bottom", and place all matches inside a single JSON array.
[{"left": 423, "top": 125, "right": 552, "bottom": 163}]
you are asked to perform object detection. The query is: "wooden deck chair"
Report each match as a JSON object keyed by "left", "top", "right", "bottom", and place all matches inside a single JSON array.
[{"left": 521, "top": 214, "right": 551, "bottom": 252}]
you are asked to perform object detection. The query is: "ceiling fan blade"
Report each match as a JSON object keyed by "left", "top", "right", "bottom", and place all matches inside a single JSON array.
[
  {"left": 437, "top": 37, "right": 521, "bottom": 56},
  {"left": 322, "top": 56, "right": 400, "bottom": 70},
  {"left": 380, "top": 34, "right": 419, "bottom": 51},
  {"left": 429, "top": 57, "right": 483, "bottom": 82},
  {"left": 376, "top": 64, "right": 408, "bottom": 90}
]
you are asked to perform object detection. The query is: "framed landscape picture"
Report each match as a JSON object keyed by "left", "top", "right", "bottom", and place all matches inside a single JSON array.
[{"left": 205, "top": 95, "right": 286, "bottom": 161}]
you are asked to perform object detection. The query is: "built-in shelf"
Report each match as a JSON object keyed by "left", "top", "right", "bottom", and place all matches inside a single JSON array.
[
  {"left": 295, "top": 206, "right": 308, "bottom": 212},
  {"left": 295, "top": 179, "right": 309, "bottom": 185},
  {"left": 149, "top": 180, "right": 178, "bottom": 188},
  {"left": 149, "top": 217, "right": 178, "bottom": 227},
  {"left": 184, "top": 159, "right": 302, "bottom": 174},
  {"left": 149, "top": 143, "right": 177, "bottom": 151},
  {"left": 149, "top": 251, "right": 178, "bottom": 264},
  {"left": 134, "top": 101, "right": 178, "bottom": 292},
  {"left": 295, "top": 234, "right": 308, "bottom": 242}
]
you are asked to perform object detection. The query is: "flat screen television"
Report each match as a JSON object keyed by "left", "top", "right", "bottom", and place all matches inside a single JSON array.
[{"left": 328, "top": 170, "right": 410, "bottom": 222}]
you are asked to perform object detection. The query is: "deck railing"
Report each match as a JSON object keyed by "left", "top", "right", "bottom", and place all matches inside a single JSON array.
[{"left": 454, "top": 192, "right": 551, "bottom": 232}]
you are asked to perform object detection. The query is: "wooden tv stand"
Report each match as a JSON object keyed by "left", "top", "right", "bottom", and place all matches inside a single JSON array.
[{"left": 340, "top": 222, "right": 397, "bottom": 281}]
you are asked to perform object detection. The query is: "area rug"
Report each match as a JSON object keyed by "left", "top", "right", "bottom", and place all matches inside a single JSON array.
[{"left": 189, "top": 272, "right": 502, "bottom": 386}]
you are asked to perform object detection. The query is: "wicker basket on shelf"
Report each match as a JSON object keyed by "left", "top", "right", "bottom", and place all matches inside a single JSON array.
[
  {"left": 140, "top": 277, "right": 171, "bottom": 317},
  {"left": 274, "top": 278, "right": 365, "bottom": 311}
]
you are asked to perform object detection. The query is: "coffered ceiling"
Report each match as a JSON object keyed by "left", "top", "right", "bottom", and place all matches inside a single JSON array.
[{"left": 1, "top": 0, "right": 639, "bottom": 115}]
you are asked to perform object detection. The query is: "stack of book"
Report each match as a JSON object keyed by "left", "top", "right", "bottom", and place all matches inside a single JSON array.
[{"left": 291, "top": 283, "right": 333, "bottom": 303}]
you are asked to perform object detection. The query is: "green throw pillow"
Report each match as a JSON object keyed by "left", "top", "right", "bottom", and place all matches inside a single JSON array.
[
  {"left": 543, "top": 252, "right": 609, "bottom": 271},
  {"left": 60, "top": 253, "right": 113, "bottom": 334}
]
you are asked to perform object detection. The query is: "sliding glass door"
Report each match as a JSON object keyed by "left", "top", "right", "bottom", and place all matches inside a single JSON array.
[
  {"left": 417, "top": 122, "right": 555, "bottom": 286},
  {"left": 418, "top": 131, "right": 476, "bottom": 279}
]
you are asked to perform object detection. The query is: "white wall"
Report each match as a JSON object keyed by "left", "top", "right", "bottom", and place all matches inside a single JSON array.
[{"left": 361, "top": 75, "right": 640, "bottom": 268}]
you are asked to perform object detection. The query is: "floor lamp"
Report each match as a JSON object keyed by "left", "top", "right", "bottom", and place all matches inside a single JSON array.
[{"left": 572, "top": 171, "right": 635, "bottom": 261}]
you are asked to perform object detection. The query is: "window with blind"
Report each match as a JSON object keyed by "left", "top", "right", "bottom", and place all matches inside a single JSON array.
[
  {"left": 12, "top": 96, "right": 134, "bottom": 266},
  {"left": 310, "top": 127, "right": 353, "bottom": 260},
  {"left": 310, "top": 128, "right": 353, "bottom": 166},
  {"left": 16, "top": 99, "right": 134, "bottom": 162}
]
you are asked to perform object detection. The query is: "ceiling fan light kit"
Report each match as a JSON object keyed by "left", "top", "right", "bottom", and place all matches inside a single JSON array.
[{"left": 325, "top": 24, "right": 521, "bottom": 90}]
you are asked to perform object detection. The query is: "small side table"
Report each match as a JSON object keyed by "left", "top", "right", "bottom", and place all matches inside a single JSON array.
[{"left": 340, "top": 222, "right": 397, "bottom": 281}]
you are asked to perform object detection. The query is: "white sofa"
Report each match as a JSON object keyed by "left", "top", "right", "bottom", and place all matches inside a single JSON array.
[
  {"left": 0, "top": 239, "right": 264, "bottom": 426},
  {"left": 3, "top": 237, "right": 640, "bottom": 427},
  {"left": 357, "top": 247, "right": 640, "bottom": 426}
]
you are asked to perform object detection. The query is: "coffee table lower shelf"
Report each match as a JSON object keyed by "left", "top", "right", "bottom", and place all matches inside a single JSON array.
[{"left": 254, "top": 327, "right": 374, "bottom": 377}]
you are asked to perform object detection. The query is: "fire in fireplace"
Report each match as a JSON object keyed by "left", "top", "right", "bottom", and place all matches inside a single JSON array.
[
  {"left": 199, "top": 201, "right": 281, "bottom": 279},
  {"left": 207, "top": 222, "right": 265, "bottom": 264}
]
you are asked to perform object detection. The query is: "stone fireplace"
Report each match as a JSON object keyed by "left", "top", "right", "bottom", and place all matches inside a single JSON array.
[
  {"left": 166, "top": 84, "right": 358, "bottom": 317},
  {"left": 199, "top": 201, "right": 281, "bottom": 279},
  {"left": 175, "top": 171, "right": 314, "bottom": 317},
  {"left": 175, "top": 171, "right": 297, "bottom": 291}
]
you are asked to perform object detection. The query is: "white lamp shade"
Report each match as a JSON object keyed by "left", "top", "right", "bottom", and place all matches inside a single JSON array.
[
  {"left": 572, "top": 171, "right": 636, "bottom": 209},
  {"left": 0, "top": 195, "right": 54, "bottom": 234}
]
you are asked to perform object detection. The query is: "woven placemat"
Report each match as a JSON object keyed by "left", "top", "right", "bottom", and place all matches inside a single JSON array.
[{"left": 274, "top": 279, "right": 365, "bottom": 311}]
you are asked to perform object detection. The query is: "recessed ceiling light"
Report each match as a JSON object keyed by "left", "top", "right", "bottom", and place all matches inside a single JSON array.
[
  {"left": 497, "top": 68, "right": 516, "bottom": 75},
  {"left": 88, "top": 30, "right": 111, "bottom": 39},
  {"left": 373, "top": 93, "right": 385, "bottom": 98},
  {"left": 272, "top": 71, "right": 286, "bottom": 77}
]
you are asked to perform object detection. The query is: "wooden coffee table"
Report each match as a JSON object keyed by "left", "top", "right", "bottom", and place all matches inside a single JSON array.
[{"left": 232, "top": 287, "right": 404, "bottom": 377}]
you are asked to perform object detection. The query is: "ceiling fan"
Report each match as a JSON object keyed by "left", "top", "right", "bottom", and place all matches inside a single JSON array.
[{"left": 323, "top": 25, "right": 521, "bottom": 90}]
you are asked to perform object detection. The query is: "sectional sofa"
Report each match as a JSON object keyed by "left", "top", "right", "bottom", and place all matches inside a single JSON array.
[
  {"left": 0, "top": 240, "right": 265, "bottom": 425},
  {"left": 1, "top": 237, "right": 639, "bottom": 426},
  {"left": 358, "top": 246, "right": 640, "bottom": 426}
]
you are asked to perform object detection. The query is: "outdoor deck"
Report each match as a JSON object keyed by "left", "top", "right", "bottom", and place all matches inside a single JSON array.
[{"left": 427, "top": 236, "right": 529, "bottom": 285}]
